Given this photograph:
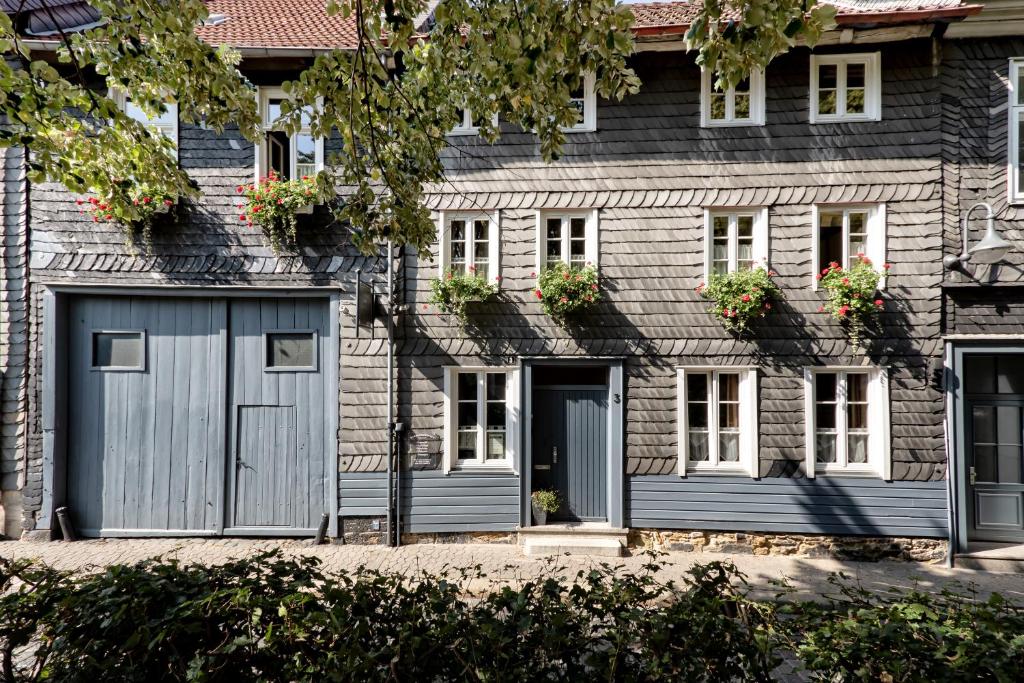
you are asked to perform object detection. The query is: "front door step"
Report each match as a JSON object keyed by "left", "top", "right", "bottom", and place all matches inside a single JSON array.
[
  {"left": 519, "top": 524, "right": 628, "bottom": 557},
  {"left": 956, "top": 542, "right": 1024, "bottom": 573}
]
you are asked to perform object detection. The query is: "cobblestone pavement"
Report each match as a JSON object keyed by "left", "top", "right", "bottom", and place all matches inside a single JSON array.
[{"left": 2, "top": 538, "right": 1022, "bottom": 602}]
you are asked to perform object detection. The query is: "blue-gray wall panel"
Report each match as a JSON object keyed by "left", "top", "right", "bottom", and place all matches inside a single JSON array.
[
  {"left": 339, "top": 470, "right": 521, "bottom": 532},
  {"left": 628, "top": 475, "right": 948, "bottom": 538}
]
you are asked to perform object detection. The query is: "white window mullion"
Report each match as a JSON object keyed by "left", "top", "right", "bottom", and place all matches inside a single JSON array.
[
  {"left": 708, "top": 372, "right": 720, "bottom": 467},
  {"left": 837, "top": 372, "right": 849, "bottom": 468},
  {"left": 837, "top": 64, "right": 847, "bottom": 117},
  {"left": 476, "top": 373, "right": 486, "bottom": 466},
  {"left": 841, "top": 211, "right": 851, "bottom": 269},
  {"left": 677, "top": 369, "right": 689, "bottom": 476},
  {"left": 728, "top": 215, "right": 738, "bottom": 272},
  {"left": 561, "top": 217, "right": 571, "bottom": 265}
]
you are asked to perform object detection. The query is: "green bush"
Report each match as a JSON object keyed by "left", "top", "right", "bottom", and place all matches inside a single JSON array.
[
  {"left": 785, "top": 576, "right": 1024, "bottom": 682},
  {"left": 0, "top": 554, "right": 775, "bottom": 682},
  {"left": 3, "top": 554, "right": 1022, "bottom": 682}
]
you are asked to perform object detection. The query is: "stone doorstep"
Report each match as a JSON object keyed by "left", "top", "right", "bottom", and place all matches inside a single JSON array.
[
  {"left": 956, "top": 542, "right": 1024, "bottom": 573},
  {"left": 519, "top": 524, "right": 629, "bottom": 557}
]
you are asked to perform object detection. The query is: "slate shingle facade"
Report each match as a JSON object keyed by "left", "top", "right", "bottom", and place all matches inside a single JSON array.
[{"left": 4, "top": 22, "right": 1022, "bottom": 540}]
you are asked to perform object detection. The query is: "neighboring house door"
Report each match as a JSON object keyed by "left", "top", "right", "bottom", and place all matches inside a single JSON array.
[
  {"left": 532, "top": 374, "right": 608, "bottom": 523},
  {"left": 963, "top": 354, "right": 1024, "bottom": 544},
  {"left": 65, "top": 294, "right": 333, "bottom": 537}
]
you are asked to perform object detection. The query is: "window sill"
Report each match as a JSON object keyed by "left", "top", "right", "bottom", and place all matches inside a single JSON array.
[
  {"left": 810, "top": 114, "right": 881, "bottom": 124},
  {"left": 447, "top": 128, "right": 480, "bottom": 137},
  {"left": 562, "top": 125, "right": 596, "bottom": 134},
  {"left": 447, "top": 466, "right": 517, "bottom": 476},
  {"left": 814, "top": 468, "right": 884, "bottom": 478},
  {"left": 701, "top": 119, "right": 765, "bottom": 128},
  {"left": 683, "top": 467, "right": 754, "bottom": 477}
]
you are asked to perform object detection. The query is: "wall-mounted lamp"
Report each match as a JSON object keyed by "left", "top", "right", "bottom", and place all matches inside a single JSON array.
[{"left": 943, "top": 202, "right": 1013, "bottom": 272}]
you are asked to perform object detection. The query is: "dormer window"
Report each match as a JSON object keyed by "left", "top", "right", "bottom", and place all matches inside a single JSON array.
[
  {"left": 564, "top": 74, "right": 597, "bottom": 132},
  {"left": 701, "top": 71, "right": 765, "bottom": 127},
  {"left": 111, "top": 90, "right": 178, "bottom": 158},
  {"left": 257, "top": 87, "right": 323, "bottom": 180},
  {"left": 449, "top": 109, "right": 498, "bottom": 136}
]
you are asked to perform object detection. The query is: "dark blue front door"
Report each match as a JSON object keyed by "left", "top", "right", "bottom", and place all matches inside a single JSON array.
[{"left": 533, "top": 387, "right": 608, "bottom": 522}]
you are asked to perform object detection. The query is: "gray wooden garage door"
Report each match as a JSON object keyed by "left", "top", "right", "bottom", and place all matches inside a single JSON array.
[{"left": 66, "top": 295, "right": 332, "bottom": 537}]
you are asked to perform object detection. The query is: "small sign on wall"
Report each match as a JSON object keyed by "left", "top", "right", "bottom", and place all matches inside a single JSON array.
[{"left": 408, "top": 433, "right": 441, "bottom": 471}]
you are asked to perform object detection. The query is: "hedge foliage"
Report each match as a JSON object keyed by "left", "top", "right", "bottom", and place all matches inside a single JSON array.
[{"left": 1, "top": 553, "right": 1021, "bottom": 682}]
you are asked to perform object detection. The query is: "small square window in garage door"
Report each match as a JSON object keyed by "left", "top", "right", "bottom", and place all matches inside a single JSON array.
[
  {"left": 91, "top": 330, "right": 145, "bottom": 371},
  {"left": 264, "top": 331, "right": 317, "bottom": 371}
]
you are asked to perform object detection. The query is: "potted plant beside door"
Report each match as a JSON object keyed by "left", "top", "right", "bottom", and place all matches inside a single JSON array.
[{"left": 531, "top": 489, "right": 560, "bottom": 526}]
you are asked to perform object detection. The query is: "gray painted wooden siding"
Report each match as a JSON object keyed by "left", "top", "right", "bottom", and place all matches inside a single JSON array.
[
  {"left": 339, "top": 470, "right": 520, "bottom": 532},
  {"left": 628, "top": 475, "right": 948, "bottom": 538},
  {"left": 228, "top": 298, "right": 333, "bottom": 530},
  {"left": 67, "top": 296, "right": 227, "bottom": 535}
]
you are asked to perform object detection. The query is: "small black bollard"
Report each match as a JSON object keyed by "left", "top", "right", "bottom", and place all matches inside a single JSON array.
[
  {"left": 55, "top": 506, "right": 77, "bottom": 542},
  {"left": 313, "top": 512, "right": 330, "bottom": 545}
]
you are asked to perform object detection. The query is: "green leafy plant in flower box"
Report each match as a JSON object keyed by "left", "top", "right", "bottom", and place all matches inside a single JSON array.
[
  {"left": 237, "top": 172, "right": 321, "bottom": 253},
  {"left": 697, "top": 266, "right": 783, "bottom": 334},
  {"left": 535, "top": 262, "right": 601, "bottom": 321},
  {"left": 428, "top": 267, "right": 500, "bottom": 326},
  {"left": 77, "top": 183, "right": 178, "bottom": 243},
  {"left": 817, "top": 255, "right": 889, "bottom": 349}
]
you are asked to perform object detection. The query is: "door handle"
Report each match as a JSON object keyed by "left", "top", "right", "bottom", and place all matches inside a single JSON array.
[
  {"left": 970, "top": 466, "right": 976, "bottom": 486},
  {"left": 552, "top": 446, "right": 558, "bottom": 464}
]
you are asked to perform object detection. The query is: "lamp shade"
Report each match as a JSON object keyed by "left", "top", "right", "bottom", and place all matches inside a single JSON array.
[{"left": 968, "top": 222, "right": 1012, "bottom": 264}]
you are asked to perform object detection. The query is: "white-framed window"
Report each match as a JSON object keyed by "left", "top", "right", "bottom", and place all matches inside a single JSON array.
[
  {"left": 449, "top": 109, "right": 498, "bottom": 136},
  {"left": 809, "top": 53, "right": 881, "bottom": 123},
  {"left": 110, "top": 90, "right": 178, "bottom": 157},
  {"left": 704, "top": 208, "right": 769, "bottom": 278},
  {"left": 803, "top": 367, "right": 890, "bottom": 478},
  {"left": 811, "top": 205, "right": 886, "bottom": 289},
  {"left": 443, "top": 366, "right": 520, "bottom": 472},
  {"left": 256, "top": 86, "right": 324, "bottom": 181},
  {"left": 536, "top": 210, "right": 599, "bottom": 273},
  {"left": 677, "top": 367, "right": 759, "bottom": 476},
  {"left": 1008, "top": 59, "right": 1024, "bottom": 203},
  {"left": 565, "top": 73, "right": 597, "bottom": 132},
  {"left": 437, "top": 211, "right": 501, "bottom": 282},
  {"left": 700, "top": 70, "right": 766, "bottom": 127}
]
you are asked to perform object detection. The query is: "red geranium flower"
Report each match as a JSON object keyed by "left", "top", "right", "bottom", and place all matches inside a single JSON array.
[
  {"left": 741, "top": 294, "right": 751, "bottom": 303},
  {"left": 534, "top": 289, "right": 543, "bottom": 299}
]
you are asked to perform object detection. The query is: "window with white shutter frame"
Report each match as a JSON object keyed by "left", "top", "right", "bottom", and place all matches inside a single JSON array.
[
  {"left": 677, "top": 367, "right": 759, "bottom": 477},
  {"left": 536, "top": 210, "right": 599, "bottom": 274},
  {"left": 803, "top": 367, "right": 891, "bottom": 479},
  {"left": 700, "top": 70, "right": 766, "bottom": 127},
  {"left": 809, "top": 53, "right": 881, "bottom": 123},
  {"left": 703, "top": 208, "right": 770, "bottom": 279},
  {"left": 437, "top": 212, "right": 501, "bottom": 285},
  {"left": 1008, "top": 59, "right": 1024, "bottom": 203},
  {"left": 443, "top": 367, "right": 520, "bottom": 473},
  {"left": 811, "top": 205, "right": 886, "bottom": 290},
  {"left": 255, "top": 86, "right": 324, "bottom": 182},
  {"left": 110, "top": 89, "right": 178, "bottom": 157}
]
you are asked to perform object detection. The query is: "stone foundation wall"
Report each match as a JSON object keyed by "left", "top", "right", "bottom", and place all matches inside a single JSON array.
[
  {"left": 630, "top": 529, "right": 948, "bottom": 563},
  {"left": 399, "top": 532, "right": 518, "bottom": 546}
]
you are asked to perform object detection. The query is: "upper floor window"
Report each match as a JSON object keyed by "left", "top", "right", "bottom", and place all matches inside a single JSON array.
[
  {"left": 1008, "top": 59, "right": 1024, "bottom": 203},
  {"left": 809, "top": 53, "right": 881, "bottom": 123},
  {"left": 677, "top": 367, "right": 758, "bottom": 476},
  {"left": 438, "top": 212, "right": 501, "bottom": 282},
  {"left": 537, "top": 210, "right": 598, "bottom": 272},
  {"left": 111, "top": 90, "right": 178, "bottom": 157},
  {"left": 704, "top": 208, "right": 769, "bottom": 278},
  {"left": 701, "top": 71, "right": 765, "bottom": 127},
  {"left": 449, "top": 109, "right": 498, "bottom": 136},
  {"left": 444, "top": 367, "right": 519, "bottom": 472},
  {"left": 812, "top": 205, "right": 886, "bottom": 289},
  {"left": 803, "top": 367, "right": 890, "bottom": 478},
  {"left": 257, "top": 87, "right": 323, "bottom": 181},
  {"left": 565, "top": 74, "right": 597, "bottom": 132}
]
